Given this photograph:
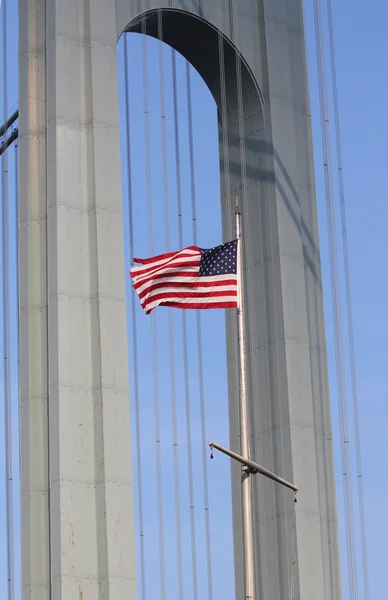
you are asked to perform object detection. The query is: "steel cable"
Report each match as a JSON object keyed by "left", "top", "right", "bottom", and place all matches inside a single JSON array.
[
  {"left": 141, "top": 19, "right": 167, "bottom": 600},
  {"left": 185, "top": 61, "right": 213, "bottom": 600},
  {"left": 157, "top": 12, "right": 185, "bottom": 600},
  {"left": 172, "top": 49, "right": 199, "bottom": 600},
  {"left": 300, "top": 4, "right": 338, "bottom": 596},
  {"left": 217, "top": 32, "right": 232, "bottom": 241},
  {"left": 325, "top": 2, "right": 370, "bottom": 596},
  {"left": 2, "top": 1, "right": 15, "bottom": 598},
  {"left": 124, "top": 34, "right": 147, "bottom": 600},
  {"left": 313, "top": 1, "right": 358, "bottom": 596}
]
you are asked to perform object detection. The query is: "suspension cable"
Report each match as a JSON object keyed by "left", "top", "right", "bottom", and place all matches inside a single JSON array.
[
  {"left": 217, "top": 32, "right": 232, "bottom": 241},
  {"left": 172, "top": 49, "right": 199, "bottom": 600},
  {"left": 325, "top": 2, "right": 370, "bottom": 596},
  {"left": 299, "top": 5, "right": 338, "bottom": 597},
  {"left": 313, "top": 1, "right": 358, "bottom": 597},
  {"left": 124, "top": 34, "right": 147, "bottom": 600},
  {"left": 141, "top": 18, "right": 167, "bottom": 600},
  {"left": 14, "top": 139, "right": 19, "bottom": 492},
  {"left": 14, "top": 137, "right": 20, "bottom": 481},
  {"left": 157, "top": 12, "right": 185, "bottom": 600},
  {"left": 289, "top": 497, "right": 297, "bottom": 600},
  {"left": 185, "top": 61, "right": 213, "bottom": 600},
  {"left": 2, "top": 1, "right": 15, "bottom": 598}
]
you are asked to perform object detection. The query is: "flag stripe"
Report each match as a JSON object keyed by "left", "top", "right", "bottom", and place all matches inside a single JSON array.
[
  {"left": 135, "top": 274, "right": 237, "bottom": 295},
  {"left": 138, "top": 280, "right": 237, "bottom": 300},
  {"left": 133, "top": 269, "right": 202, "bottom": 290},
  {"left": 133, "top": 246, "right": 199, "bottom": 267},
  {"left": 143, "top": 296, "right": 238, "bottom": 313},
  {"left": 132, "top": 260, "right": 201, "bottom": 283},
  {"left": 131, "top": 255, "right": 201, "bottom": 278},
  {"left": 141, "top": 288, "right": 237, "bottom": 307},
  {"left": 162, "top": 302, "right": 237, "bottom": 310},
  {"left": 131, "top": 248, "right": 200, "bottom": 274}
]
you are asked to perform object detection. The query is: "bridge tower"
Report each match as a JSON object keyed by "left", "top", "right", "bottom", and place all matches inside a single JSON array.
[{"left": 19, "top": 1, "right": 341, "bottom": 599}]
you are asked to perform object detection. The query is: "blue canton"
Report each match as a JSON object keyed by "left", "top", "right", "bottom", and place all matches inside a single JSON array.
[{"left": 199, "top": 240, "right": 238, "bottom": 277}]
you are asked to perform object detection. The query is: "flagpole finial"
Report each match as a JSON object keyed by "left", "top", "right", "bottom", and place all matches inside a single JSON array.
[{"left": 235, "top": 195, "right": 240, "bottom": 214}]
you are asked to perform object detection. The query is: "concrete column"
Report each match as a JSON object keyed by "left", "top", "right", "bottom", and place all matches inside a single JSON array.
[{"left": 19, "top": 1, "right": 137, "bottom": 598}]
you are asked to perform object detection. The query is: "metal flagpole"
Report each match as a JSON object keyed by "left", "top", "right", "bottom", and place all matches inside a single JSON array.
[
  {"left": 235, "top": 196, "right": 256, "bottom": 600},
  {"left": 208, "top": 198, "right": 298, "bottom": 598}
]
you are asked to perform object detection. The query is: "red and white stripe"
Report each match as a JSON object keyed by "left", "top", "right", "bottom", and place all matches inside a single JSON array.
[{"left": 130, "top": 246, "right": 238, "bottom": 314}]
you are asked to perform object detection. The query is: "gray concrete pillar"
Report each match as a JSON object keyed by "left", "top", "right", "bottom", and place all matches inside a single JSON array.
[{"left": 19, "top": 0, "right": 137, "bottom": 597}]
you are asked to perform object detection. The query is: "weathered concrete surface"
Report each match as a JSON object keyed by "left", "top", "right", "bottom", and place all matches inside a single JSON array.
[{"left": 19, "top": 1, "right": 136, "bottom": 598}]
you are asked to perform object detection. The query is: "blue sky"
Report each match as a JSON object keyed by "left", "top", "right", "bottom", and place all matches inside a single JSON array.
[
  {"left": 1, "top": 2, "right": 387, "bottom": 599},
  {"left": 303, "top": 3, "right": 388, "bottom": 598}
]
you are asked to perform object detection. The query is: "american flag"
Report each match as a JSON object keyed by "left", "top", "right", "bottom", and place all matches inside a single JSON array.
[{"left": 130, "top": 240, "right": 239, "bottom": 314}]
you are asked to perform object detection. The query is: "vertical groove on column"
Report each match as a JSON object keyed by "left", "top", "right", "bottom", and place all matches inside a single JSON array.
[
  {"left": 19, "top": 0, "right": 50, "bottom": 597},
  {"left": 44, "top": 0, "right": 52, "bottom": 596}
]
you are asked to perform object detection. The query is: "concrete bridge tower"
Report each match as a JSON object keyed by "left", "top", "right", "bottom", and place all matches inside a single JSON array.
[{"left": 19, "top": 1, "right": 341, "bottom": 598}]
